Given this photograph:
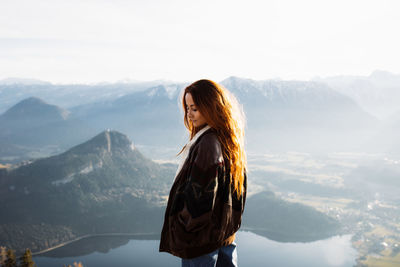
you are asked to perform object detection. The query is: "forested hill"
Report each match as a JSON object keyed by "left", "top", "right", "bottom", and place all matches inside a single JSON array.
[{"left": 0, "top": 130, "right": 176, "bottom": 254}]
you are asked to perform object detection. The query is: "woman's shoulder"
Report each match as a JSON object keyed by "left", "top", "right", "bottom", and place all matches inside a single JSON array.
[
  {"left": 197, "top": 128, "right": 221, "bottom": 148},
  {"left": 193, "top": 128, "right": 223, "bottom": 165}
]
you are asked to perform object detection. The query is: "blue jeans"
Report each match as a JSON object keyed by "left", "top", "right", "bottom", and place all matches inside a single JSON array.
[{"left": 181, "top": 241, "right": 238, "bottom": 267}]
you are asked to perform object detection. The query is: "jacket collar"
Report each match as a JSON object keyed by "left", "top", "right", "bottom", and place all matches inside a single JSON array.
[{"left": 188, "top": 125, "right": 211, "bottom": 146}]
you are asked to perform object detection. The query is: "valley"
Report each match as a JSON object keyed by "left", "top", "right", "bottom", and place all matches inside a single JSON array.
[{"left": 248, "top": 151, "right": 400, "bottom": 266}]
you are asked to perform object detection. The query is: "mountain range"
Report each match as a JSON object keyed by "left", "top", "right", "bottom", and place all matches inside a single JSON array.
[
  {"left": 0, "top": 79, "right": 179, "bottom": 114},
  {"left": 1, "top": 73, "right": 399, "bottom": 161}
]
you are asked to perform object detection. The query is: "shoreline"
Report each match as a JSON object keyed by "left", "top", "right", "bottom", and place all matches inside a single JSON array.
[
  {"left": 31, "top": 232, "right": 158, "bottom": 256},
  {"left": 32, "top": 229, "right": 345, "bottom": 256}
]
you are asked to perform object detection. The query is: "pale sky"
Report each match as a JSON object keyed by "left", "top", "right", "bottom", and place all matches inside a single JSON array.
[{"left": 1, "top": 0, "right": 400, "bottom": 84}]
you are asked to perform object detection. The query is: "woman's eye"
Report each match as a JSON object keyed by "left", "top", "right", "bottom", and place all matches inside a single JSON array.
[{"left": 186, "top": 106, "right": 196, "bottom": 112}]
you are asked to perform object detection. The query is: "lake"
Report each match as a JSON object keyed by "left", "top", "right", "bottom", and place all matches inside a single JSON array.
[{"left": 33, "top": 231, "right": 357, "bottom": 267}]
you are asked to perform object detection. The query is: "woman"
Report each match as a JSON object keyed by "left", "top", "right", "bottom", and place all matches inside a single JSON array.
[{"left": 159, "top": 79, "right": 247, "bottom": 267}]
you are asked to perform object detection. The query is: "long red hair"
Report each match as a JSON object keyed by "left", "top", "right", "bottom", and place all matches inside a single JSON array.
[{"left": 181, "top": 79, "right": 247, "bottom": 197}]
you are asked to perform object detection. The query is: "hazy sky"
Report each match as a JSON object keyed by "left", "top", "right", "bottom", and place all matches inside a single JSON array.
[{"left": 1, "top": 0, "right": 399, "bottom": 84}]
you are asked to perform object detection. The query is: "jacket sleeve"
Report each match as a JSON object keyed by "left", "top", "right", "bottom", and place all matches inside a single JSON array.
[{"left": 177, "top": 133, "right": 223, "bottom": 233}]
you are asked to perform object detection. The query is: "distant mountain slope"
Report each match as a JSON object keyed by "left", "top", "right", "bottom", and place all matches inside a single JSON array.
[
  {"left": 315, "top": 70, "right": 400, "bottom": 120},
  {"left": 220, "top": 77, "right": 380, "bottom": 152},
  {"left": 0, "top": 97, "right": 96, "bottom": 163},
  {"left": 0, "top": 97, "right": 70, "bottom": 128}
]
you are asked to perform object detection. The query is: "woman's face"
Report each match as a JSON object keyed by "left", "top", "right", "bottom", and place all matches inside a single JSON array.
[{"left": 185, "top": 93, "right": 207, "bottom": 128}]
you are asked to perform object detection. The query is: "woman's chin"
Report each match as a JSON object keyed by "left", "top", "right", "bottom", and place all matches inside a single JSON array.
[{"left": 195, "top": 123, "right": 207, "bottom": 129}]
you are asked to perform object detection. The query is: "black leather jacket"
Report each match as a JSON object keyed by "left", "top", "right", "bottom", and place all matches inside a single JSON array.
[{"left": 159, "top": 128, "right": 247, "bottom": 259}]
